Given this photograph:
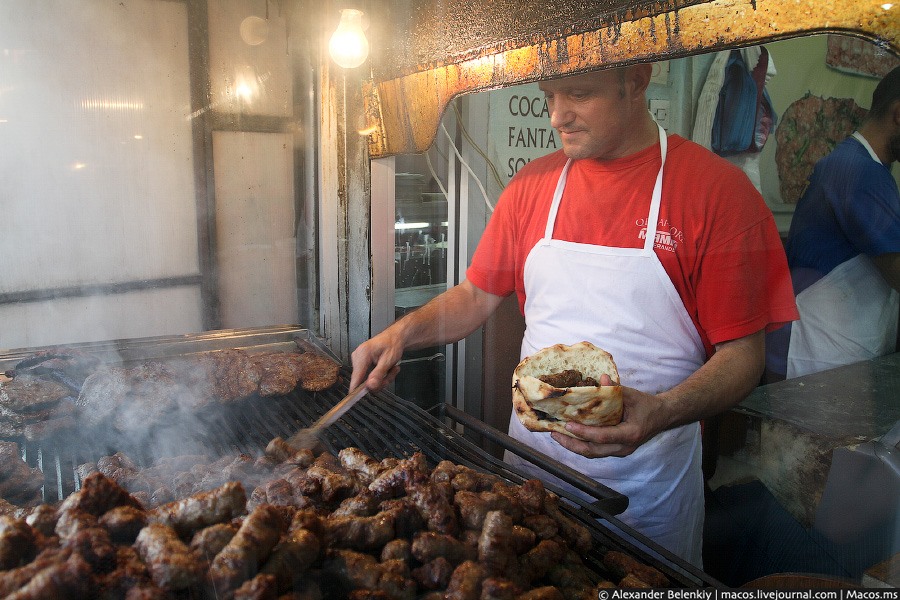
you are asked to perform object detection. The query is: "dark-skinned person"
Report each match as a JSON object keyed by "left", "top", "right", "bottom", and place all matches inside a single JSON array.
[{"left": 767, "top": 65, "right": 900, "bottom": 381}]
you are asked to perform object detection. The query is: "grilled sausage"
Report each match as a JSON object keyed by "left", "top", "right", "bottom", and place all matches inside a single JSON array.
[
  {"left": 189, "top": 522, "right": 238, "bottom": 560},
  {"left": 134, "top": 523, "right": 203, "bottom": 591},
  {"left": 4, "top": 552, "right": 94, "bottom": 600},
  {"left": 150, "top": 480, "right": 246, "bottom": 538},
  {"left": 0, "top": 516, "right": 36, "bottom": 569},
  {"left": 208, "top": 504, "right": 285, "bottom": 593},
  {"left": 603, "top": 550, "right": 669, "bottom": 587}
]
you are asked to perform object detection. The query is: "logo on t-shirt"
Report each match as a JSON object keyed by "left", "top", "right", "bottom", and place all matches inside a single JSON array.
[{"left": 636, "top": 218, "right": 683, "bottom": 253}]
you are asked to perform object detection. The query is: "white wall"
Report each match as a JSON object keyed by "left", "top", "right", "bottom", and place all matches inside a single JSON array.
[
  {"left": 0, "top": 0, "right": 200, "bottom": 349},
  {"left": 213, "top": 131, "right": 297, "bottom": 328},
  {"left": 0, "top": 0, "right": 300, "bottom": 351}
]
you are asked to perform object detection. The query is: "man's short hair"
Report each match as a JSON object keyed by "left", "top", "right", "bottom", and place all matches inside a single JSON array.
[{"left": 869, "top": 65, "right": 900, "bottom": 119}]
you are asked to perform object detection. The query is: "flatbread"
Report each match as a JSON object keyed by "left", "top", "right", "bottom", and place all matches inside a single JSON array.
[{"left": 512, "top": 341, "right": 623, "bottom": 439}]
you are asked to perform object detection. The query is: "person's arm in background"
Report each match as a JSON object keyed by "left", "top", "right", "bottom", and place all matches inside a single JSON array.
[
  {"left": 349, "top": 279, "right": 505, "bottom": 391},
  {"left": 873, "top": 252, "right": 900, "bottom": 291},
  {"left": 556, "top": 329, "right": 765, "bottom": 458}
]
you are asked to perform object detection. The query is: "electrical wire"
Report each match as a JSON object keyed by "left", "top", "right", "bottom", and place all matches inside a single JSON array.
[
  {"left": 424, "top": 137, "right": 449, "bottom": 200},
  {"left": 424, "top": 98, "right": 504, "bottom": 214},
  {"left": 450, "top": 101, "right": 507, "bottom": 192},
  {"left": 424, "top": 151, "right": 448, "bottom": 200},
  {"left": 430, "top": 131, "right": 450, "bottom": 166},
  {"left": 441, "top": 123, "right": 495, "bottom": 213}
]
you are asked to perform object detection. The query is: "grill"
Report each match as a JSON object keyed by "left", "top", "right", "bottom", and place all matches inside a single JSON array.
[{"left": 1, "top": 326, "right": 719, "bottom": 589}]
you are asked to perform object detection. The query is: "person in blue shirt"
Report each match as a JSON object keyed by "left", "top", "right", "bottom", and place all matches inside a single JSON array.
[{"left": 766, "top": 65, "right": 900, "bottom": 380}]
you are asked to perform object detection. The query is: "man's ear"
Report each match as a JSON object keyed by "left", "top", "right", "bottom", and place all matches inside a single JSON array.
[
  {"left": 892, "top": 98, "right": 900, "bottom": 128},
  {"left": 628, "top": 63, "right": 654, "bottom": 97}
]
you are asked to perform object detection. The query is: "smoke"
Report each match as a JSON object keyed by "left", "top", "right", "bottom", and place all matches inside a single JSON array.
[{"left": 75, "top": 351, "right": 261, "bottom": 467}]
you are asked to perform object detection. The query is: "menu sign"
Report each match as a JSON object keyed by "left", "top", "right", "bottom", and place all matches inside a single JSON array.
[{"left": 488, "top": 83, "right": 558, "bottom": 185}]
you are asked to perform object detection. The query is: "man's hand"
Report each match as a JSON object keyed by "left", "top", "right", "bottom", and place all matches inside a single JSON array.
[
  {"left": 349, "top": 280, "right": 505, "bottom": 393},
  {"left": 550, "top": 329, "right": 765, "bottom": 459},
  {"left": 550, "top": 385, "right": 667, "bottom": 458},
  {"left": 349, "top": 330, "right": 403, "bottom": 392}
]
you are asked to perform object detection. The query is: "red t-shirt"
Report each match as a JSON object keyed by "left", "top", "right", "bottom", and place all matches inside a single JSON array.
[{"left": 466, "top": 135, "right": 799, "bottom": 357}]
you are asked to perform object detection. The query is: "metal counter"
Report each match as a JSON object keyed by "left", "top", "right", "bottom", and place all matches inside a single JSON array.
[
  {"left": 715, "top": 352, "right": 900, "bottom": 532},
  {"left": 737, "top": 352, "right": 900, "bottom": 441}
]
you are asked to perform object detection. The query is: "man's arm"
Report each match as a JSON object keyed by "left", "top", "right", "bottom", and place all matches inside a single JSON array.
[
  {"left": 350, "top": 279, "right": 505, "bottom": 391},
  {"left": 556, "top": 329, "right": 765, "bottom": 458},
  {"left": 873, "top": 252, "right": 900, "bottom": 291}
]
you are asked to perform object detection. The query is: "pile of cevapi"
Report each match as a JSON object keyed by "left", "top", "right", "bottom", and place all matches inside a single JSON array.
[{"left": 0, "top": 439, "right": 670, "bottom": 599}]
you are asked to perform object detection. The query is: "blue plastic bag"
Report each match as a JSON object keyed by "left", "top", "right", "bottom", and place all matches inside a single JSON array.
[{"left": 711, "top": 49, "right": 777, "bottom": 155}]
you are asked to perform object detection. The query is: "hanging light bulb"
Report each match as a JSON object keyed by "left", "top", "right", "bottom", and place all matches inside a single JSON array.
[{"left": 328, "top": 8, "right": 369, "bottom": 69}]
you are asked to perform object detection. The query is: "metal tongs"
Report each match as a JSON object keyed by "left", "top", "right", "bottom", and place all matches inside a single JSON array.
[{"left": 286, "top": 383, "right": 369, "bottom": 449}]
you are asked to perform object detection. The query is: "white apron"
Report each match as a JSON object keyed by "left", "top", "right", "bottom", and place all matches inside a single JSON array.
[
  {"left": 787, "top": 254, "right": 899, "bottom": 378},
  {"left": 506, "top": 124, "right": 707, "bottom": 566},
  {"left": 786, "top": 133, "right": 900, "bottom": 379}
]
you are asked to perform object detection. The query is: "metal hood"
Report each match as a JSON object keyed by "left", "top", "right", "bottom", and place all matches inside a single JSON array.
[{"left": 358, "top": 0, "right": 899, "bottom": 157}]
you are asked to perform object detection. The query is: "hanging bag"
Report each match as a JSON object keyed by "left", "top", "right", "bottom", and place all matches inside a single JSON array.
[{"left": 711, "top": 48, "right": 777, "bottom": 155}]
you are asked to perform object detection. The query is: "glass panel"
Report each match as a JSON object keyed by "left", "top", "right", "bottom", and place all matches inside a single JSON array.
[
  {"left": 212, "top": 131, "right": 297, "bottom": 327},
  {"left": 207, "top": 0, "right": 292, "bottom": 118},
  {"left": 0, "top": 1, "right": 199, "bottom": 348},
  {"left": 392, "top": 155, "right": 450, "bottom": 408},
  {"left": 0, "top": 0, "right": 315, "bottom": 350}
]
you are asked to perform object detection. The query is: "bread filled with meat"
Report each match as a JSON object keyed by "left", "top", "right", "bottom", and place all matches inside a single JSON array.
[{"left": 512, "top": 341, "right": 623, "bottom": 439}]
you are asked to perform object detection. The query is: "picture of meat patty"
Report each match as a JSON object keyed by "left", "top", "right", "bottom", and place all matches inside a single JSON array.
[{"left": 775, "top": 93, "right": 867, "bottom": 203}]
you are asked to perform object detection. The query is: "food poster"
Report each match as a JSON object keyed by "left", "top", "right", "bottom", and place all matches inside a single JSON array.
[{"left": 826, "top": 35, "right": 898, "bottom": 79}]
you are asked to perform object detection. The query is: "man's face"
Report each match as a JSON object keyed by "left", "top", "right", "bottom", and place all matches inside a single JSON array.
[{"left": 538, "top": 69, "right": 637, "bottom": 161}]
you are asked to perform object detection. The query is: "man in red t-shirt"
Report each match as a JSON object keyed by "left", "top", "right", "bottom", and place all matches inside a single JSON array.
[{"left": 350, "top": 64, "right": 798, "bottom": 565}]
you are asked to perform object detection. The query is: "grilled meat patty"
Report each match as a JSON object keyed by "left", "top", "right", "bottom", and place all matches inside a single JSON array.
[
  {"left": 1, "top": 347, "right": 339, "bottom": 454},
  {"left": 0, "top": 376, "right": 71, "bottom": 414},
  {"left": 295, "top": 351, "right": 340, "bottom": 392},
  {"left": 251, "top": 352, "right": 307, "bottom": 397}
]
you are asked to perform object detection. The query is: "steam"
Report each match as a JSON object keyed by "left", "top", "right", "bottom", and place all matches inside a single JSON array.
[{"left": 77, "top": 352, "right": 262, "bottom": 468}]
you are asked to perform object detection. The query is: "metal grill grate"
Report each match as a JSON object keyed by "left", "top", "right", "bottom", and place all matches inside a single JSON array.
[
  {"left": 11, "top": 370, "right": 717, "bottom": 588},
  {"left": 3, "top": 327, "right": 719, "bottom": 588}
]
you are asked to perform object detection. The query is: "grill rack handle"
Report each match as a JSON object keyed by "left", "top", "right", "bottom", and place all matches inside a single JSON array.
[{"left": 436, "top": 403, "right": 629, "bottom": 515}]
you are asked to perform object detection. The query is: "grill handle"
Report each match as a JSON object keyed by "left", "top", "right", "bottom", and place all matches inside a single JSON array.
[{"left": 436, "top": 403, "right": 629, "bottom": 515}]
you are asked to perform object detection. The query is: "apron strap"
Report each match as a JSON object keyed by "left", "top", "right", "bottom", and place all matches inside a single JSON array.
[
  {"left": 643, "top": 122, "right": 668, "bottom": 253},
  {"left": 544, "top": 159, "right": 573, "bottom": 239},
  {"left": 544, "top": 121, "right": 668, "bottom": 248}
]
